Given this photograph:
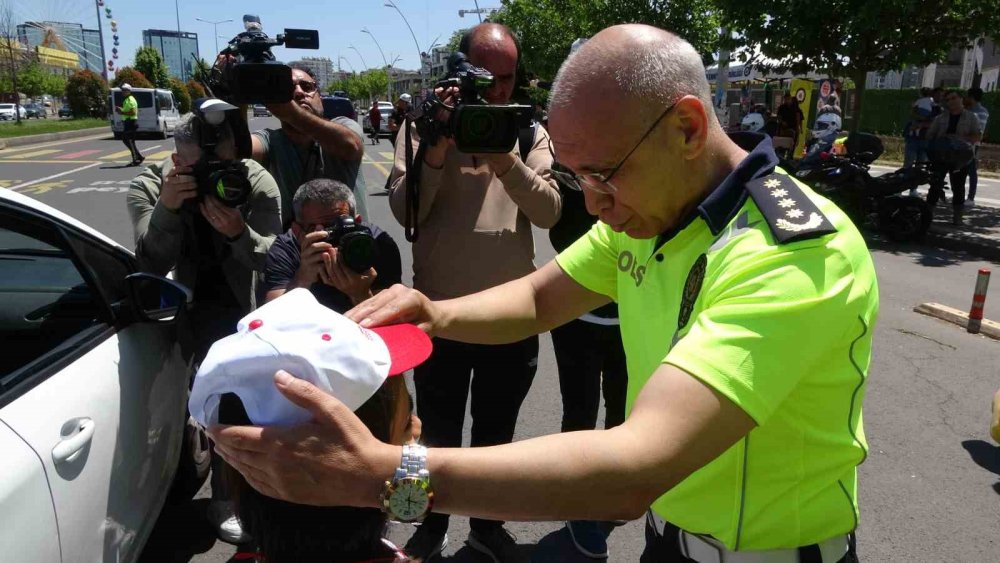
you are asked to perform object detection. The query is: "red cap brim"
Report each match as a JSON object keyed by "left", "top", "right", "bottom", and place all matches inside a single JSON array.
[{"left": 370, "top": 323, "right": 432, "bottom": 376}]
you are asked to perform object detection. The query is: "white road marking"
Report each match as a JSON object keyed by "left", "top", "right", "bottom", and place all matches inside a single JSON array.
[{"left": 7, "top": 161, "right": 103, "bottom": 192}]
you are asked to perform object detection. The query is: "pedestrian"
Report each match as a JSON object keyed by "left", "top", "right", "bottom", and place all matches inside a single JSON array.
[
  {"left": 904, "top": 87, "right": 934, "bottom": 174},
  {"left": 368, "top": 101, "right": 382, "bottom": 145},
  {"left": 963, "top": 87, "right": 990, "bottom": 206},
  {"left": 388, "top": 93, "right": 411, "bottom": 148},
  {"left": 115, "top": 83, "right": 143, "bottom": 166},
  {"left": 776, "top": 91, "right": 804, "bottom": 153},
  {"left": 212, "top": 24, "right": 875, "bottom": 563},
  {"left": 926, "top": 90, "right": 982, "bottom": 225},
  {"left": 127, "top": 107, "right": 282, "bottom": 544},
  {"left": 246, "top": 63, "right": 367, "bottom": 230},
  {"left": 383, "top": 22, "right": 561, "bottom": 562}
]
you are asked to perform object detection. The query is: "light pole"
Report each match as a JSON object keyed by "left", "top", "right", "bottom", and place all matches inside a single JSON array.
[
  {"left": 361, "top": 27, "right": 390, "bottom": 100},
  {"left": 383, "top": 0, "right": 424, "bottom": 87},
  {"left": 197, "top": 18, "right": 233, "bottom": 55},
  {"left": 339, "top": 56, "right": 355, "bottom": 73},
  {"left": 348, "top": 44, "right": 369, "bottom": 70},
  {"left": 175, "top": 0, "right": 185, "bottom": 80}
]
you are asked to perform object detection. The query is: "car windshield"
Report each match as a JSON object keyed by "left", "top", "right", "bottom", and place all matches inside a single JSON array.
[{"left": 0, "top": 104, "right": 13, "bottom": 109}]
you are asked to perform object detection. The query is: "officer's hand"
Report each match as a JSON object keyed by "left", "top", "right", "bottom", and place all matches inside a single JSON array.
[
  {"left": 345, "top": 284, "right": 441, "bottom": 335},
  {"left": 161, "top": 165, "right": 198, "bottom": 211},
  {"left": 294, "top": 231, "right": 333, "bottom": 288},
  {"left": 201, "top": 196, "right": 245, "bottom": 239},
  {"left": 319, "top": 247, "right": 376, "bottom": 305}
]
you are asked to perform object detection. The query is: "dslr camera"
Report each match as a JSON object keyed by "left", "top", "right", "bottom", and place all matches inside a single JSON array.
[
  {"left": 411, "top": 52, "right": 532, "bottom": 153},
  {"left": 325, "top": 216, "right": 377, "bottom": 273},
  {"left": 207, "top": 15, "right": 319, "bottom": 105},
  {"left": 188, "top": 98, "right": 253, "bottom": 208}
]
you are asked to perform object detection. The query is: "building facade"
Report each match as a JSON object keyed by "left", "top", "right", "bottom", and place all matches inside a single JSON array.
[
  {"left": 142, "top": 29, "right": 199, "bottom": 81},
  {"left": 289, "top": 56, "right": 336, "bottom": 89},
  {"left": 17, "top": 21, "right": 102, "bottom": 74},
  {"left": 866, "top": 38, "right": 999, "bottom": 92}
]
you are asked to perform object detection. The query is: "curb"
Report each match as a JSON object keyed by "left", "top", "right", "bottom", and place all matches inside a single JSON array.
[
  {"left": 914, "top": 302, "right": 1000, "bottom": 340},
  {"left": 0, "top": 126, "right": 110, "bottom": 150}
]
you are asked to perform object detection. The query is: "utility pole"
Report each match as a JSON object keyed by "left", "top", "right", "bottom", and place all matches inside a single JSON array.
[
  {"left": 174, "top": 0, "right": 185, "bottom": 80},
  {"left": 197, "top": 18, "right": 233, "bottom": 56},
  {"left": 93, "top": 0, "right": 108, "bottom": 81}
]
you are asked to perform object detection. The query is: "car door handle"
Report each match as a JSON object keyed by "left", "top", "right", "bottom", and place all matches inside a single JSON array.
[{"left": 52, "top": 418, "right": 95, "bottom": 464}]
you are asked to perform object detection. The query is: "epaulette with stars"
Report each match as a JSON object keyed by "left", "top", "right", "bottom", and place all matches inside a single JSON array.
[{"left": 745, "top": 172, "right": 837, "bottom": 244}]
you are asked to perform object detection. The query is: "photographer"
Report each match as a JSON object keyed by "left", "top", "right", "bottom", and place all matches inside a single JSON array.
[
  {"left": 127, "top": 110, "right": 281, "bottom": 544},
  {"left": 387, "top": 22, "right": 560, "bottom": 562},
  {"left": 251, "top": 64, "right": 368, "bottom": 229},
  {"left": 261, "top": 178, "right": 402, "bottom": 313}
]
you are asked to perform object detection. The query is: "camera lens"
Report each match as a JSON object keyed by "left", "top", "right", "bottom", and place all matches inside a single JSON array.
[
  {"left": 463, "top": 107, "right": 498, "bottom": 142},
  {"left": 340, "top": 233, "right": 376, "bottom": 273},
  {"left": 209, "top": 170, "right": 251, "bottom": 207}
]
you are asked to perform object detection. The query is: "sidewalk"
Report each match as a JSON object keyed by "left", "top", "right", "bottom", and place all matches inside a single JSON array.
[{"left": 921, "top": 204, "right": 1000, "bottom": 262}]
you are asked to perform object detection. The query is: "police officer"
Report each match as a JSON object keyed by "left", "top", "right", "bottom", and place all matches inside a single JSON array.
[
  {"left": 211, "top": 25, "right": 876, "bottom": 562},
  {"left": 115, "top": 83, "right": 143, "bottom": 166}
]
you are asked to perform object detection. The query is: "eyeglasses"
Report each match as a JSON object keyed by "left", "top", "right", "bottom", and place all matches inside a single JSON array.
[
  {"left": 294, "top": 80, "right": 319, "bottom": 95},
  {"left": 546, "top": 101, "right": 678, "bottom": 194}
]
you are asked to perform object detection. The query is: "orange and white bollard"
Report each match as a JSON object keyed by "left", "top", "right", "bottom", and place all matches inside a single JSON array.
[{"left": 968, "top": 269, "right": 991, "bottom": 334}]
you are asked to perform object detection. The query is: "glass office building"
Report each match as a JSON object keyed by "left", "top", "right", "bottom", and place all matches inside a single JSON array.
[{"left": 142, "top": 29, "right": 199, "bottom": 81}]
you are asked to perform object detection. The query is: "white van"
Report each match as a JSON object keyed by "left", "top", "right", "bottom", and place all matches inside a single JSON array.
[{"left": 109, "top": 87, "right": 181, "bottom": 139}]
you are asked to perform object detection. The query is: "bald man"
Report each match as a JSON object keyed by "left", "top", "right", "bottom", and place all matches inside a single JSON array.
[{"left": 211, "top": 25, "right": 874, "bottom": 563}]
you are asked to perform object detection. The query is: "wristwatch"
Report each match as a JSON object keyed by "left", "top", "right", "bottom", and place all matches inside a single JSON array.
[{"left": 381, "top": 444, "right": 434, "bottom": 523}]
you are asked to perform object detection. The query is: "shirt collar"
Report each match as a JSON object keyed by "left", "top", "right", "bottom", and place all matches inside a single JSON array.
[{"left": 656, "top": 132, "right": 778, "bottom": 245}]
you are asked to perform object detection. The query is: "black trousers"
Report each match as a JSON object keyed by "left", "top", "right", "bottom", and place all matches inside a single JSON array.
[
  {"left": 121, "top": 120, "right": 141, "bottom": 161},
  {"left": 927, "top": 167, "right": 969, "bottom": 211},
  {"left": 551, "top": 318, "right": 627, "bottom": 433},
  {"left": 640, "top": 519, "right": 860, "bottom": 563},
  {"left": 414, "top": 336, "right": 538, "bottom": 534}
]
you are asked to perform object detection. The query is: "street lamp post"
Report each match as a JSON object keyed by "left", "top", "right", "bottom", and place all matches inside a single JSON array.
[
  {"left": 361, "top": 27, "right": 391, "bottom": 101},
  {"left": 348, "top": 45, "right": 369, "bottom": 70},
  {"left": 197, "top": 18, "right": 234, "bottom": 55},
  {"left": 339, "top": 56, "right": 356, "bottom": 73},
  {"left": 383, "top": 0, "right": 425, "bottom": 88}
]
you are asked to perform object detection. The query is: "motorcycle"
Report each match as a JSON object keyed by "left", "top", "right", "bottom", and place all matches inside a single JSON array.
[{"left": 791, "top": 132, "right": 932, "bottom": 242}]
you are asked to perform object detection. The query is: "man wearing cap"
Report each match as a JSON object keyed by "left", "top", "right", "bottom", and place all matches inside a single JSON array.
[
  {"left": 213, "top": 25, "right": 876, "bottom": 562},
  {"left": 115, "top": 83, "right": 143, "bottom": 166},
  {"left": 388, "top": 93, "right": 412, "bottom": 148},
  {"left": 128, "top": 109, "right": 281, "bottom": 545}
]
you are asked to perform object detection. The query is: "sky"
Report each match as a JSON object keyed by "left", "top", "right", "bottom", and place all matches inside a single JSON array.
[{"left": 15, "top": 0, "right": 487, "bottom": 74}]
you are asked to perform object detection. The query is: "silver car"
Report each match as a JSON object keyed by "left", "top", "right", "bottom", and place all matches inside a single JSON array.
[
  {"left": 0, "top": 187, "right": 207, "bottom": 562},
  {"left": 362, "top": 101, "right": 395, "bottom": 136}
]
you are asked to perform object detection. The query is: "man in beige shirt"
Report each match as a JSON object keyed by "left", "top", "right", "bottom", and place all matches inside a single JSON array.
[{"left": 387, "top": 22, "right": 560, "bottom": 562}]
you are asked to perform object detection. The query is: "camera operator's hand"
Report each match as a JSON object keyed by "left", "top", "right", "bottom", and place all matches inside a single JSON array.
[
  {"left": 293, "top": 231, "right": 333, "bottom": 289},
  {"left": 319, "top": 247, "right": 377, "bottom": 305},
  {"left": 474, "top": 150, "right": 518, "bottom": 177},
  {"left": 423, "top": 85, "right": 459, "bottom": 169},
  {"left": 161, "top": 165, "right": 199, "bottom": 212},
  {"left": 201, "top": 196, "right": 246, "bottom": 240}
]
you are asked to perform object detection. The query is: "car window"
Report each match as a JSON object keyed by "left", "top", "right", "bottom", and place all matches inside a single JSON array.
[
  {"left": 0, "top": 104, "right": 12, "bottom": 109},
  {"left": 156, "top": 91, "right": 173, "bottom": 111},
  {"left": 0, "top": 219, "right": 105, "bottom": 380},
  {"left": 112, "top": 91, "right": 154, "bottom": 108}
]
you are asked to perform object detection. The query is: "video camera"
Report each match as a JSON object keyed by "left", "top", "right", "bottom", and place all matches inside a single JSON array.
[
  {"left": 207, "top": 15, "right": 319, "bottom": 105},
  {"left": 188, "top": 98, "right": 252, "bottom": 208},
  {"left": 410, "top": 52, "right": 532, "bottom": 153},
  {"left": 324, "top": 216, "right": 376, "bottom": 273}
]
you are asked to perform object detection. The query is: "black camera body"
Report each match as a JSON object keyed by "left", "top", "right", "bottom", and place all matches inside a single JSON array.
[
  {"left": 208, "top": 15, "right": 319, "bottom": 105},
  {"left": 325, "top": 216, "right": 376, "bottom": 273},
  {"left": 187, "top": 98, "right": 253, "bottom": 208},
  {"left": 411, "top": 52, "right": 532, "bottom": 153}
]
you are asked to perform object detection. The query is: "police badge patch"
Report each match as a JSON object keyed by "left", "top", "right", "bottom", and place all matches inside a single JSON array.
[{"left": 746, "top": 173, "right": 837, "bottom": 244}]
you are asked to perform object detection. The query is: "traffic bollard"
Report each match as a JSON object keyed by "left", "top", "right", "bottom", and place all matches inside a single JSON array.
[{"left": 968, "top": 269, "right": 990, "bottom": 334}]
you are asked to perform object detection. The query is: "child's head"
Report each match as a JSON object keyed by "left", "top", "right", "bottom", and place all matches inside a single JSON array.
[{"left": 220, "top": 375, "right": 420, "bottom": 562}]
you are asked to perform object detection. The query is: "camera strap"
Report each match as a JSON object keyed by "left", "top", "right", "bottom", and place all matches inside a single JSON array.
[{"left": 403, "top": 116, "right": 425, "bottom": 242}]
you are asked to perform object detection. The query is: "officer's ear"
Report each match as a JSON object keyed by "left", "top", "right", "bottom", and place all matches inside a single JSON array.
[{"left": 672, "top": 95, "right": 711, "bottom": 161}]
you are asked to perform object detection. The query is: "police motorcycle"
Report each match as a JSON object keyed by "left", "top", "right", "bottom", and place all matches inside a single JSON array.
[{"left": 791, "top": 132, "right": 933, "bottom": 242}]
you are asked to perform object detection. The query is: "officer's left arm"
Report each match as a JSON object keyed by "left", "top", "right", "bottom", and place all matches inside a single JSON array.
[
  {"left": 486, "top": 126, "right": 562, "bottom": 229},
  {"left": 226, "top": 164, "right": 283, "bottom": 271}
]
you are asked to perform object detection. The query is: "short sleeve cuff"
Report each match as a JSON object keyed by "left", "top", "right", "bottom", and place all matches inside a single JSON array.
[{"left": 664, "top": 352, "right": 772, "bottom": 425}]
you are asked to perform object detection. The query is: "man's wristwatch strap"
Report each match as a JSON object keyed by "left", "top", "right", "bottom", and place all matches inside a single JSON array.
[{"left": 396, "top": 444, "right": 428, "bottom": 480}]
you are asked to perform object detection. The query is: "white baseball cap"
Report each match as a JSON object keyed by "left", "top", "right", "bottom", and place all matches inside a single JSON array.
[
  {"left": 188, "top": 289, "right": 432, "bottom": 427},
  {"left": 399, "top": 93, "right": 412, "bottom": 103},
  {"left": 120, "top": 83, "right": 132, "bottom": 91}
]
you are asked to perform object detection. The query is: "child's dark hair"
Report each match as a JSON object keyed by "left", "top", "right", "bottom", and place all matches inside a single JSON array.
[{"left": 219, "top": 376, "right": 411, "bottom": 562}]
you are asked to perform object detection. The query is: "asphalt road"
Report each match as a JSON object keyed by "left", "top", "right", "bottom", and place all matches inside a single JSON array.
[{"left": 2, "top": 121, "right": 999, "bottom": 562}]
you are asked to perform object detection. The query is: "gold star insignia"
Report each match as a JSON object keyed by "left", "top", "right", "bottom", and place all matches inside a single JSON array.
[
  {"left": 764, "top": 178, "right": 782, "bottom": 189},
  {"left": 778, "top": 198, "right": 797, "bottom": 208},
  {"left": 786, "top": 208, "right": 804, "bottom": 219},
  {"left": 770, "top": 188, "right": 788, "bottom": 197}
]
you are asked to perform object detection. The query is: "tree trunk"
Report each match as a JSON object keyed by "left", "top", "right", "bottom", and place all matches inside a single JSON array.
[{"left": 849, "top": 69, "right": 867, "bottom": 133}]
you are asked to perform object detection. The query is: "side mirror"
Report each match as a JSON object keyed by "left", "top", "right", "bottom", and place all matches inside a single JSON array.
[{"left": 125, "top": 272, "right": 192, "bottom": 323}]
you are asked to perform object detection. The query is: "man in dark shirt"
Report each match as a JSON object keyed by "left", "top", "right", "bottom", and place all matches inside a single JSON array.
[
  {"left": 262, "top": 178, "right": 402, "bottom": 313},
  {"left": 387, "top": 93, "right": 411, "bottom": 148},
  {"left": 776, "top": 91, "right": 804, "bottom": 148}
]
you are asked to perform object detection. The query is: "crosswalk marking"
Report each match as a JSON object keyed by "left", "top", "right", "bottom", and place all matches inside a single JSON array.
[
  {"left": 100, "top": 150, "right": 135, "bottom": 160},
  {"left": 8, "top": 149, "right": 61, "bottom": 159},
  {"left": 56, "top": 149, "right": 102, "bottom": 160},
  {"left": 144, "top": 150, "right": 174, "bottom": 161},
  {"left": 380, "top": 151, "right": 395, "bottom": 160}
]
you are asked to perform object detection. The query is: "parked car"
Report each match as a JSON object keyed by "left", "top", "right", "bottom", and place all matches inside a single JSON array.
[
  {"left": 252, "top": 104, "right": 270, "bottom": 117},
  {"left": 0, "top": 187, "right": 207, "bottom": 561},
  {"left": 23, "top": 104, "right": 46, "bottom": 119},
  {"left": 0, "top": 103, "right": 26, "bottom": 121},
  {"left": 109, "top": 87, "right": 181, "bottom": 139},
  {"left": 362, "top": 101, "right": 394, "bottom": 136},
  {"left": 57, "top": 106, "right": 73, "bottom": 118},
  {"left": 321, "top": 95, "right": 356, "bottom": 121}
]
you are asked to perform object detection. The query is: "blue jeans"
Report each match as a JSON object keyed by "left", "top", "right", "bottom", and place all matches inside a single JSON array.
[{"left": 904, "top": 137, "right": 927, "bottom": 168}]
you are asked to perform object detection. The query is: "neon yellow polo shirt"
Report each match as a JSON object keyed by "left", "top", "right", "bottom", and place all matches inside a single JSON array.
[
  {"left": 121, "top": 94, "right": 137, "bottom": 121},
  {"left": 556, "top": 137, "right": 878, "bottom": 550}
]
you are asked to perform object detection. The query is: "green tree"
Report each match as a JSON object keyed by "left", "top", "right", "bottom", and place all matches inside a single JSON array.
[
  {"left": 186, "top": 79, "right": 206, "bottom": 103},
  {"left": 491, "top": 0, "right": 719, "bottom": 80},
  {"left": 112, "top": 67, "right": 153, "bottom": 89},
  {"left": 65, "top": 69, "right": 109, "bottom": 118},
  {"left": 445, "top": 28, "right": 467, "bottom": 54},
  {"left": 169, "top": 77, "right": 191, "bottom": 113},
  {"left": 134, "top": 46, "right": 171, "bottom": 88},
  {"left": 43, "top": 73, "right": 66, "bottom": 97},
  {"left": 363, "top": 69, "right": 389, "bottom": 102},
  {"left": 16, "top": 63, "right": 48, "bottom": 97},
  {"left": 715, "top": 0, "right": 1000, "bottom": 131},
  {"left": 192, "top": 57, "right": 212, "bottom": 83}
]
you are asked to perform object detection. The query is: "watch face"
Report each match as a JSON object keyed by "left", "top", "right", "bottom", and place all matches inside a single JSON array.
[{"left": 387, "top": 477, "right": 432, "bottom": 522}]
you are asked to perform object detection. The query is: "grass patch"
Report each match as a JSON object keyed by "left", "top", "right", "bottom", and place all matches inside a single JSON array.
[{"left": 0, "top": 118, "right": 107, "bottom": 139}]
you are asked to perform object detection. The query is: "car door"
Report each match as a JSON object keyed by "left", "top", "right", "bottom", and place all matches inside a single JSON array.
[{"left": 0, "top": 201, "right": 192, "bottom": 562}]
